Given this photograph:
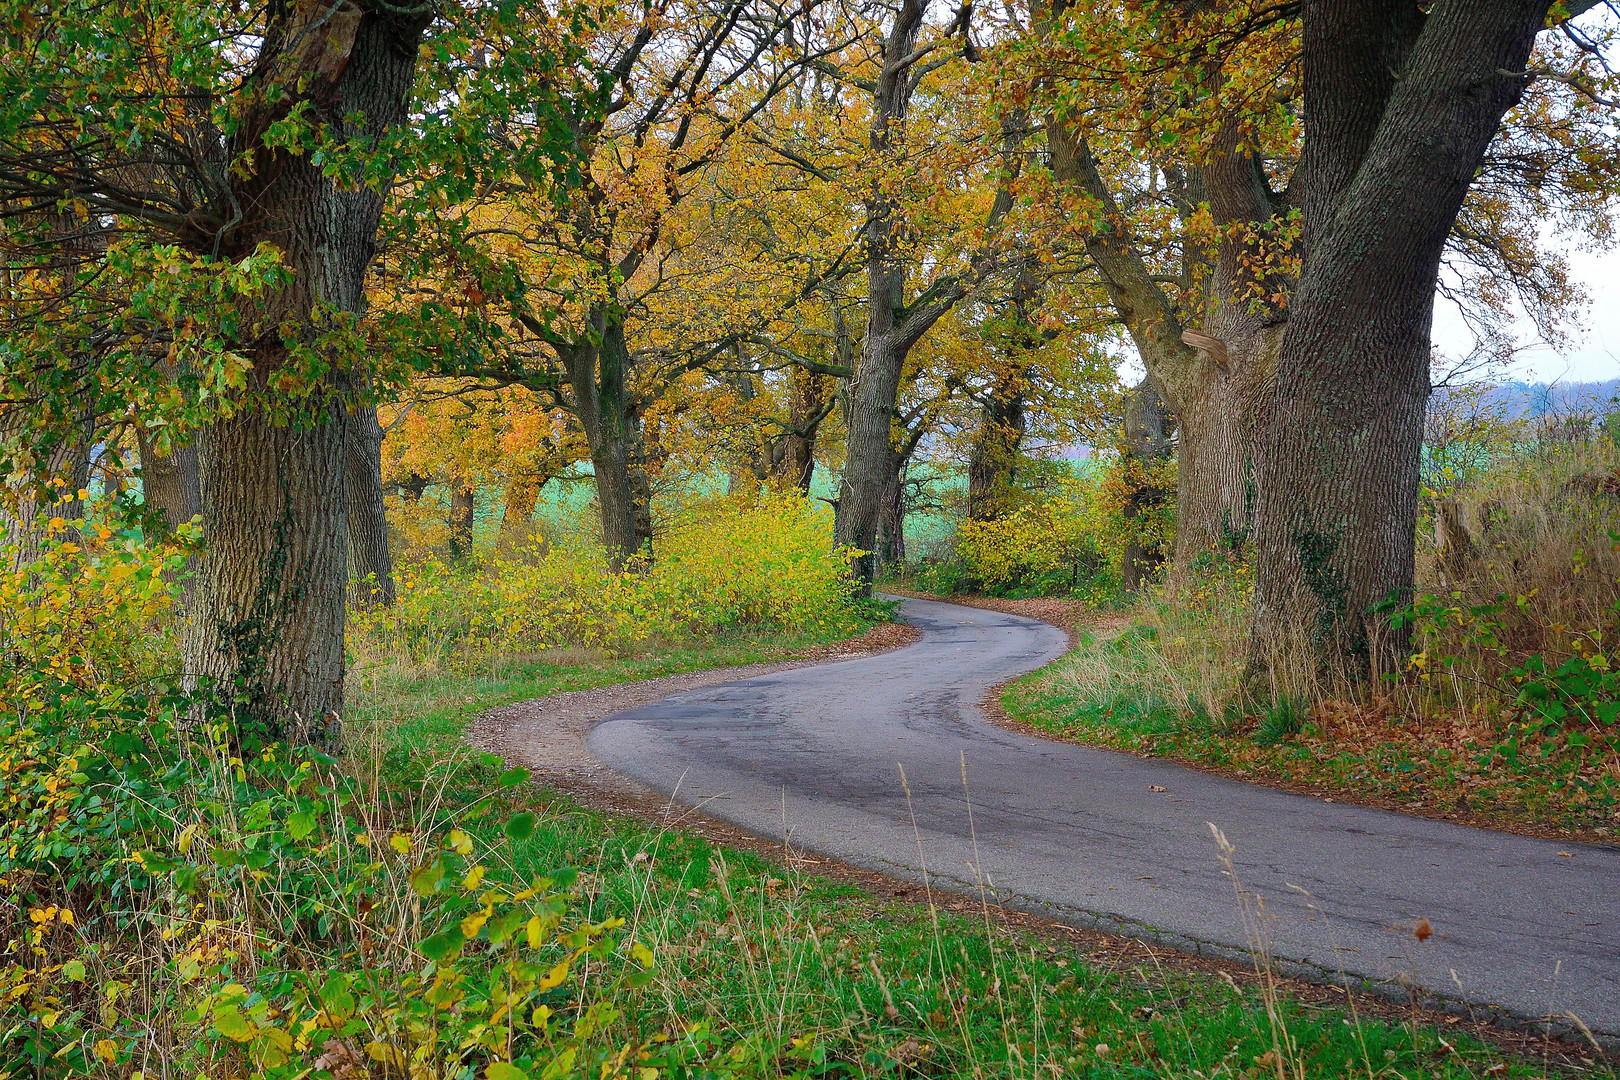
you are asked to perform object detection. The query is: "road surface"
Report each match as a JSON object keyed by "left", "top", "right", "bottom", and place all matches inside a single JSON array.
[{"left": 588, "top": 595, "right": 1620, "bottom": 1036}]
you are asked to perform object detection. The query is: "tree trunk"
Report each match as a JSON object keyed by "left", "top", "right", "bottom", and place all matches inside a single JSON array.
[
  {"left": 834, "top": 0, "right": 935, "bottom": 588},
  {"left": 1121, "top": 377, "right": 1175, "bottom": 591},
  {"left": 2, "top": 433, "right": 83, "bottom": 569},
  {"left": 966, "top": 377, "right": 1027, "bottom": 522},
  {"left": 1043, "top": 69, "right": 1282, "bottom": 578},
  {"left": 189, "top": 409, "right": 350, "bottom": 745},
  {"left": 872, "top": 454, "right": 907, "bottom": 570},
  {"left": 182, "top": 5, "right": 428, "bottom": 749},
  {"left": 448, "top": 483, "right": 475, "bottom": 561},
  {"left": 837, "top": 322, "right": 913, "bottom": 586},
  {"left": 1249, "top": 0, "right": 1548, "bottom": 679},
  {"left": 778, "top": 369, "right": 834, "bottom": 493},
  {"left": 346, "top": 402, "right": 395, "bottom": 607},
  {"left": 136, "top": 432, "right": 201, "bottom": 535},
  {"left": 629, "top": 442, "right": 655, "bottom": 554},
  {"left": 559, "top": 311, "right": 645, "bottom": 568},
  {"left": 1171, "top": 321, "right": 1281, "bottom": 567},
  {"left": 135, "top": 427, "right": 201, "bottom": 601}
]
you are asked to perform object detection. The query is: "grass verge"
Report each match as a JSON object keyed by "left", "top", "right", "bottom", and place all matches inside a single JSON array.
[{"left": 1000, "top": 617, "right": 1620, "bottom": 842}]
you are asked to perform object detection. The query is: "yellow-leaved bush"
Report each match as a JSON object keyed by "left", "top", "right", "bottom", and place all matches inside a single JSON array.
[
  {"left": 354, "top": 490, "right": 862, "bottom": 665},
  {"left": 0, "top": 519, "right": 188, "bottom": 707},
  {"left": 952, "top": 460, "right": 1176, "bottom": 595},
  {"left": 954, "top": 479, "right": 1114, "bottom": 593}
]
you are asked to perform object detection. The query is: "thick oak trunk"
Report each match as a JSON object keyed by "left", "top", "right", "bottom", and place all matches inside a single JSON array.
[
  {"left": 136, "top": 432, "right": 200, "bottom": 536},
  {"left": 1249, "top": 0, "right": 1548, "bottom": 677},
  {"left": 872, "top": 453, "right": 907, "bottom": 569},
  {"left": 560, "top": 313, "right": 647, "bottom": 568},
  {"left": 189, "top": 409, "right": 350, "bottom": 746},
  {"left": 837, "top": 324, "right": 912, "bottom": 584},
  {"left": 778, "top": 369, "right": 834, "bottom": 493},
  {"left": 966, "top": 375, "right": 1028, "bottom": 523},
  {"left": 1172, "top": 321, "right": 1280, "bottom": 567},
  {"left": 835, "top": 0, "right": 937, "bottom": 587},
  {"left": 183, "top": 6, "right": 426, "bottom": 748},
  {"left": 1043, "top": 120, "right": 1272, "bottom": 574}
]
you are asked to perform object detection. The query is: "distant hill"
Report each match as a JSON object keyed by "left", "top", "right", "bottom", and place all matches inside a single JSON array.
[{"left": 1431, "top": 377, "right": 1618, "bottom": 419}]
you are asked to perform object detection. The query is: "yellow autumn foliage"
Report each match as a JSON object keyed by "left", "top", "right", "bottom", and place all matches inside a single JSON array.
[
  {"left": 352, "top": 490, "right": 862, "bottom": 665},
  {"left": 0, "top": 518, "right": 188, "bottom": 708}
]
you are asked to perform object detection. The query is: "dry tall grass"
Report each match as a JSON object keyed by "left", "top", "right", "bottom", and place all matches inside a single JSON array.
[{"left": 1019, "top": 409, "right": 1620, "bottom": 825}]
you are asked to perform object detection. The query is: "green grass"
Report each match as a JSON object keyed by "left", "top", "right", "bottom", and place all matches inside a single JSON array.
[
  {"left": 1001, "top": 626, "right": 1620, "bottom": 837},
  {"left": 349, "top": 630, "right": 1601, "bottom": 1079}
]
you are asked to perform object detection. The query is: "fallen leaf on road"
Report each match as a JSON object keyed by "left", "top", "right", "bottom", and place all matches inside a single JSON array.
[
  {"left": 1149, "top": 785, "right": 1166, "bottom": 792},
  {"left": 1414, "top": 918, "right": 1433, "bottom": 942},
  {"left": 1557, "top": 851, "right": 1574, "bottom": 857}
]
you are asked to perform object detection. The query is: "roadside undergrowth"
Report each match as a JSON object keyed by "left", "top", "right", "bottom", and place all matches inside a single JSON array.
[{"left": 1002, "top": 429, "right": 1620, "bottom": 837}]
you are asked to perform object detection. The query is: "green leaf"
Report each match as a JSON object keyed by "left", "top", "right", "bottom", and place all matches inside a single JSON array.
[
  {"left": 410, "top": 860, "right": 446, "bottom": 897},
  {"left": 498, "top": 767, "right": 531, "bottom": 787},
  {"left": 287, "top": 810, "right": 318, "bottom": 841},
  {"left": 421, "top": 929, "right": 464, "bottom": 963},
  {"left": 504, "top": 812, "right": 536, "bottom": 842},
  {"left": 319, "top": 975, "right": 356, "bottom": 1022},
  {"left": 488, "top": 1064, "right": 530, "bottom": 1080},
  {"left": 213, "top": 1005, "right": 257, "bottom": 1042},
  {"left": 539, "top": 1048, "right": 577, "bottom": 1080},
  {"left": 62, "top": 960, "right": 86, "bottom": 982}
]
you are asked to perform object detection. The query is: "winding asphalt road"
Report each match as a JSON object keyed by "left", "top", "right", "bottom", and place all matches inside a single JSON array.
[{"left": 588, "top": 596, "right": 1620, "bottom": 1036}]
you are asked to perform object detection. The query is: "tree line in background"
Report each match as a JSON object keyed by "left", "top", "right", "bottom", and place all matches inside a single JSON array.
[{"left": 4, "top": 0, "right": 1617, "bottom": 746}]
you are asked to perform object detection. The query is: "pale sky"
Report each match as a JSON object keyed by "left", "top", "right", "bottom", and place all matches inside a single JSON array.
[
  {"left": 1431, "top": 244, "right": 1620, "bottom": 385},
  {"left": 1109, "top": 241, "right": 1620, "bottom": 390}
]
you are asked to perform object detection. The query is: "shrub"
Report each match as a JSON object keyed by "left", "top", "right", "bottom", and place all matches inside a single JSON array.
[
  {"left": 0, "top": 665, "right": 666, "bottom": 1079},
  {"left": 1, "top": 516, "right": 188, "bottom": 706},
  {"left": 354, "top": 490, "right": 862, "bottom": 667},
  {"left": 952, "top": 479, "right": 1115, "bottom": 596}
]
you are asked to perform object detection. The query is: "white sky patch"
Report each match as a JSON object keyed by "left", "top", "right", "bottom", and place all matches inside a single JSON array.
[
  {"left": 1110, "top": 246, "right": 1620, "bottom": 389},
  {"left": 1432, "top": 245, "right": 1620, "bottom": 385}
]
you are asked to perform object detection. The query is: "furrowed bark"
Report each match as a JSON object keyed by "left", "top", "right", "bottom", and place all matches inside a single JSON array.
[
  {"left": 1249, "top": 0, "right": 1549, "bottom": 679},
  {"left": 559, "top": 312, "right": 645, "bottom": 569},
  {"left": 834, "top": 0, "right": 931, "bottom": 588},
  {"left": 872, "top": 451, "right": 907, "bottom": 569},
  {"left": 965, "top": 385, "right": 1027, "bottom": 523},
  {"left": 778, "top": 369, "right": 834, "bottom": 493},
  {"left": 136, "top": 433, "right": 201, "bottom": 536},
  {"left": 1043, "top": 121, "right": 1273, "bottom": 571},
  {"left": 184, "top": 4, "right": 428, "bottom": 750}
]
